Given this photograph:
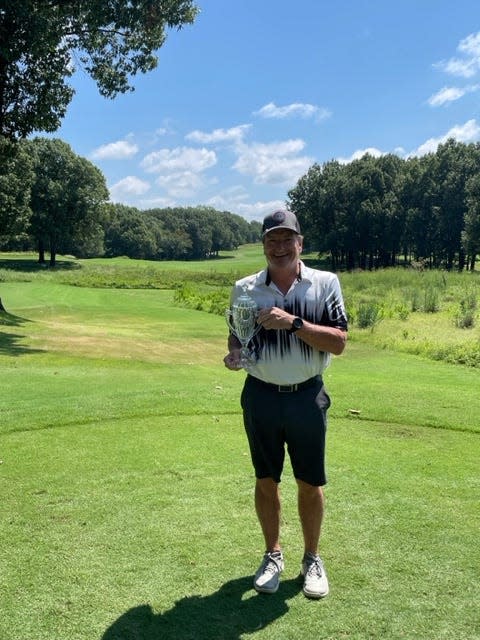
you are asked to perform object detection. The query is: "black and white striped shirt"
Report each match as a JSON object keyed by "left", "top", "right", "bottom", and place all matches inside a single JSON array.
[{"left": 230, "top": 261, "right": 348, "bottom": 385}]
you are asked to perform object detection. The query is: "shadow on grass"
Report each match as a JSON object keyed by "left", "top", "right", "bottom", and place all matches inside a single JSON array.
[
  {"left": 101, "top": 576, "right": 302, "bottom": 640},
  {"left": 0, "top": 313, "right": 44, "bottom": 356},
  {"left": 0, "top": 310, "right": 27, "bottom": 327},
  {"left": 0, "top": 258, "right": 79, "bottom": 272},
  {"left": 0, "top": 330, "right": 44, "bottom": 356}
]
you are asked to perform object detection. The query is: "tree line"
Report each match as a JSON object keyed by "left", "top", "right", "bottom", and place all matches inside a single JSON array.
[
  {"left": 288, "top": 139, "right": 480, "bottom": 272},
  {"left": 0, "top": 137, "right": 261, "bottom": 265},
  {"left": 103, "top": 204, "right": 261, "bottom": 261},
  {"left": 3, "top": 135, "right": 480, "bottom": 270}
]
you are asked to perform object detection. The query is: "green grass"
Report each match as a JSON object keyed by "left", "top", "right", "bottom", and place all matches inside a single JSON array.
[
  {"left": 3, "top": 413, "right": 477, "bottom": 639},
  {"left": 0, "top": 246, "right": 267, "bottom": 289},
  {"left": 1, "top": 253, "right": 480, "bottom": 639}
]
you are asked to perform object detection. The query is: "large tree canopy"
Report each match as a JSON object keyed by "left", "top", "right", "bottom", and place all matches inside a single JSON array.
[
  {"left": 0, "top": 137, "right": 34, "bottom": 239},
  {"left": 29, "top": 137, "right": 109, "bottom": 265},
  {"left": 0, "top": 0, "right": 199, "bottom": 138}
]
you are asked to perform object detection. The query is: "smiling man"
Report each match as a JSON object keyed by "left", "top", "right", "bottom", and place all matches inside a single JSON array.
[{"left": 224, "top": 209, "right": 347, "bottom": 599}]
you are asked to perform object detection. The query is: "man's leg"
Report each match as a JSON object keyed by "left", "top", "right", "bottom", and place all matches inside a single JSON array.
[
  {"left": 255, "top": 477, "right": 281, "bottom": 551},
  {"left": 252, "top": 477, "right": 284, "bottom": 593},
  {"left": 297, "top": 479, "right": 329, "bottom": 598},
  {"left": 297, "top": 479, "right": 324, "bottom": 555}
]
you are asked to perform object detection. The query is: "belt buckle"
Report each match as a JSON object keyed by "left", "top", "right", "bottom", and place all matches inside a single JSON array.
[{"left": 278, "top": 384, "right": 297, "bottom": 393}]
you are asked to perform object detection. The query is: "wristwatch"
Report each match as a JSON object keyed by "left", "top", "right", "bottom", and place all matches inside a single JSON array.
[{"left": 290, "top": 317, "right": 304, "bottom": 332}]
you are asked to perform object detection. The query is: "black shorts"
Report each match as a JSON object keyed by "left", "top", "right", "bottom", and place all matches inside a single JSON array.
[{"left": 241, "top": 375, "right": 331, "bottom": 487}]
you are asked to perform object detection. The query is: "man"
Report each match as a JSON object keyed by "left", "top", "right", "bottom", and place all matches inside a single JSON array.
[{"left": 224, "top": 209, "right": 347, "bottom": 599}]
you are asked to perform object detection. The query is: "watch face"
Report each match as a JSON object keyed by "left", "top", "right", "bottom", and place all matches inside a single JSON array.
[{"left": 293, "top": 317, "right": 303, "bottom": 330}]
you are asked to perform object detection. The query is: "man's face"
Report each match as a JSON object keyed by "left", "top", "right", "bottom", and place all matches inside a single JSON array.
[{"left": 263, "top": 229, "right": 303, "bottom": 269}]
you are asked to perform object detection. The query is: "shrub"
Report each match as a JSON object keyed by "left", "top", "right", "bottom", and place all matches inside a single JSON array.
[
  {"left": 396, "top": 304, "right": 410, "bottom": 320},
  {"left": 408, "top": 287, "right": 422, "bottom": 312},
  {"left": 174, "top": 283, "right": 229, "bottom": 315},
  {"left": 423, "top": 286, "right": 440, "bottom": 313},
  {"left": 453, "top": 290, "right": 478, "bottom": 329},
  {"left": 430, "top": 343, "right": 480, "bottom": 367},
  {"left": 356, "top": 302, "right": 382, "bottom": 329}
]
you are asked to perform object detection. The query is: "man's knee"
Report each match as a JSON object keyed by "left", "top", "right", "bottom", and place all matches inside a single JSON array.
[
  {"left": 296, "top": 478, "right": 323, "bottom": 497},
  {"left": 256, "top": 477, "right": 279, "bottom": 497}
]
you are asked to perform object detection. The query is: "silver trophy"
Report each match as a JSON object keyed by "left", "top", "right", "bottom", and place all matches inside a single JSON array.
[{"left": 225, "top": 286, "right": 261, "bottom": 368}]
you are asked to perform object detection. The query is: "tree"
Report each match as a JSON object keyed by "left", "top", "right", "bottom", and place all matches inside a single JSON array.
[
  {"left": 434, "top": 139, "right": 478, "bottom": 270},
  {"left": 400, "top": 155, "right": 440, "bottom": 267},
  {"left": 29, "top": 138, "right": 109, "bottom": 265},
  {"left": 0, "top": 0, "right": 199, "bottom": 138},
  {"left": 0, "top": 137, "right": 34, "bottom": 240},
  {"left": 463, "top": 173, "right": 480, "bottom": 271},
  {"left": 288, "top": 161, "right": 347, "bottom": 266},
  {"left": 104, "top": 204, "right": 161, "bottom": 259},
  {"left": 375, "top": 154, "right": 405, "bottom": 267}
]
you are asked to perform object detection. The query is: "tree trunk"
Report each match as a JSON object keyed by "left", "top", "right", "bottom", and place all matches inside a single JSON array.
[
  {"left": 38, "top": 239, "right": 45, "bottom": 263},
  {"left": 347, "top": 250, "right": 355, "bottom": 271}
]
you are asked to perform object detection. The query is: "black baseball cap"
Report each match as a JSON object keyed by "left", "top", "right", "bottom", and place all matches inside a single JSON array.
[{"left": 262, "top": 209, "right": 301, "bottom": 237}]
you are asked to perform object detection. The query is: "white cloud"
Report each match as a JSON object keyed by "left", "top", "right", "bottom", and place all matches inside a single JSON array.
[
  {"left": 91, "top": 139, "right": 139, "bottom": 160},
  {"left": 459, "top": 31, "right": 480, "bottom": 56},
  {"left": 434, "top": 31, "right": 480, "bottom": 78},
  {"left": 411, "top": 119, "right": 480, "bottom": 156},
  {"left": 338, "top": 147, "right": 385, "bottom": 164},
  {"left": 253, "top": 102, "right": 331, "bottom": 123},
  {"left": 139, "top": 146, "right": 217, "bottom": 199},
  {"left": 185, "top": 125, "right": 251, "bottom": 144},
  {"left": 155, "top": 171, "right": 205, "bottom": 198},
  {"left": 428, "top": 84, "right": 480, "bottom": 106},
  {"left": 206, "top": 186, "right": 249, "bottom": 208},
  {"left": 233, "top": 139, "right": 313, "bottom": 185},
  {"left": 140, "top": 147, "right": 217, "bottom": 173},
  {"left": 109, "top": 176, "right": 151, "bottom": 201},
  {"left": 236, "top": 200, "right": 287, "bottom": 222},
  {"left": 206, "top": 190, "right": 286, "bottom": 222}
]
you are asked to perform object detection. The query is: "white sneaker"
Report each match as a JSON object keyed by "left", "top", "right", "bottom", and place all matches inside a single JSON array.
[
  {"left": 253, "top": 551, "right": 284, "bottom": 594},
  {"left": 301, "top": 553, "right": 329, "bottom": 598}
]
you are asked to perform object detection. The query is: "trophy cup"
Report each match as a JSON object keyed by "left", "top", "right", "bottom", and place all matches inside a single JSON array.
[{"left": 225, "top": 286, "right": 261, "bottom": 368}]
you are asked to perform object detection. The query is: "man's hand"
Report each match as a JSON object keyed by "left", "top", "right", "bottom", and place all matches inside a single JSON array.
[
  {"left": 257, "top": 307, "right": 294, "bottom": 330},
  {"left": 224, "top": 348, "right": 243, "bottom": 370}
]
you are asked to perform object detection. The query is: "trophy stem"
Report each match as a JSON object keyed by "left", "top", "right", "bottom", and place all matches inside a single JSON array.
[{"left": 239, "top": 344, "right": 256, "bottom": 368}]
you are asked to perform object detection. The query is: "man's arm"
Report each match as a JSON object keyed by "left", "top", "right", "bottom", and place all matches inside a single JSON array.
[
  {"left": 256, "top": 307, "right": 347, "bottom": 355},
  {"left": 289, "top": 319, "right": 347, "bottom": 355}
]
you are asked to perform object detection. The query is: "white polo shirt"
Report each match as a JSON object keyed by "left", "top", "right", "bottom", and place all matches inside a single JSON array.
[{"left": 230, "top": 261, "right": 347, "bottom": 385}]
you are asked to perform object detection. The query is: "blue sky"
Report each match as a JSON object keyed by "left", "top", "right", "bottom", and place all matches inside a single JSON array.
[{"left": 52, "top": 0, "right": 480, "bottom": 222}]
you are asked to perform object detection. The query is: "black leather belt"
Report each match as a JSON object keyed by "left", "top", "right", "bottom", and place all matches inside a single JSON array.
[{"left": 247, "top": 374, "right": 321, "bottom": 393}]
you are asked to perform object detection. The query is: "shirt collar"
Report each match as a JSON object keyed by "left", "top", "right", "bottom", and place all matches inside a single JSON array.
[{"left": 264, "top": 260, "right": 305, "bottom": 286}]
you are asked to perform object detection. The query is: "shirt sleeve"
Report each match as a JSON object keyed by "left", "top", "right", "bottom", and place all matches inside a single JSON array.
[{"left": 320, "top": 274, "right": 348, "bottom": 331}]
